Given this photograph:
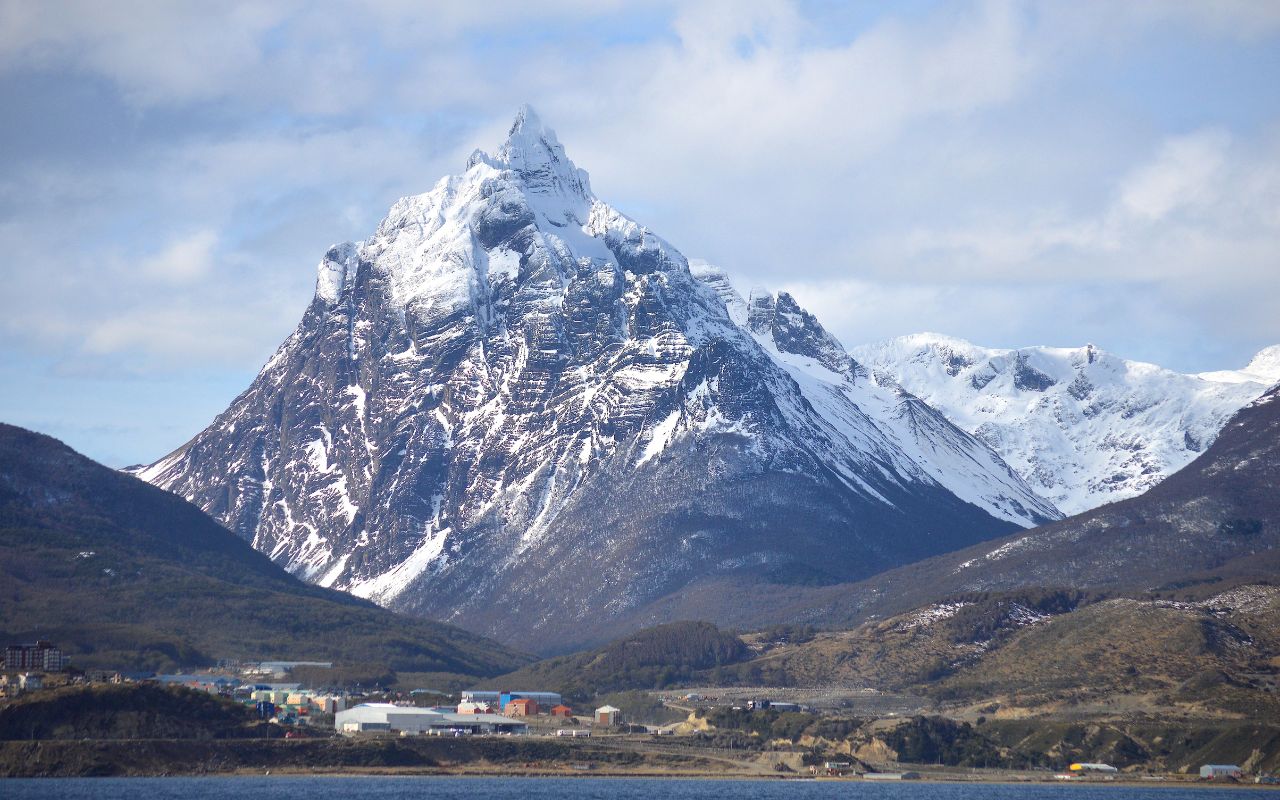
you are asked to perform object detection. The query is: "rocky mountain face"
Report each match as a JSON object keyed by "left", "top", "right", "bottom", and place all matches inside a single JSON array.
[
  {"left": 690, "top": 264, "right": 1059, "bottom": 528},
  {"left": 790, "top": 383, "right": 1280, "bottom": 626},
  {"left": 852, "top": 333, "right": 1278, "bottom": 515},
  {"left": 134, "top": 108, "right": 1054, "bottom": 651}
]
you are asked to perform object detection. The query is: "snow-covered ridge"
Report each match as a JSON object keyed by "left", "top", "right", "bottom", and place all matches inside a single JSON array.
[
  {"left": 851, "top": 332, "right": 1277, "bottom": 515},
  {"left": 690, "top": 266, "right": 1060, "bottom": 526},
  {"left": 1198, "top": 344, "right": 1280, "bottom": 386}
]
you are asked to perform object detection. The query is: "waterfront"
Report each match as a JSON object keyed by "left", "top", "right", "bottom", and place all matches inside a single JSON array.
[{"left": 1, "top": 777, "right": 1272, "bottom": 799}]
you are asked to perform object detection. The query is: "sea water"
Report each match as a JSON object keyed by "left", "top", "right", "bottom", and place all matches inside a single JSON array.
[{"left": 0, "top": 777, "right": 1265, "bottom": 799}]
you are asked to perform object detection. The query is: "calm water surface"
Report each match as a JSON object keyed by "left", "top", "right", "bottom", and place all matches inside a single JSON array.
[{"left": 0, "top": 777, "right": 1266, "bottom": 799}]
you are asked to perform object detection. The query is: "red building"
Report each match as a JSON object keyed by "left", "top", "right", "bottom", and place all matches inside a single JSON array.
[
  {"left": 550, "top": 704, "right": 573, "bottom": 718},
  {"left": 504, "top": 697, "right": 538, "bottom": 716}
]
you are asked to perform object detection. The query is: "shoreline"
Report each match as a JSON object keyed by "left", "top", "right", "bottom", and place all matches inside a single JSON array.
[
  {"left": 2, "top": 735, "right": 1274, "bottom": 786},
  {"left": 3, "top": 771, "right": 1276, "bottom": 789}
]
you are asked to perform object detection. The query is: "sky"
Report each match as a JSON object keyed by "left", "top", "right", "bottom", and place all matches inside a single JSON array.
[{"left": 2, "top": 0, "right": 1279, "bottom": 467}]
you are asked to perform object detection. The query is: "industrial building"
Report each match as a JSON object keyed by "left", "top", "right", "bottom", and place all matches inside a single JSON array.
[
  {"left": 1201, "top": 765, "right": 1243, "bottom": 780},
  {"left": 461, "top": 690, "right": 563, "bottom": 709},
  {"left": 595, "top": 705, "right": 621, "bottom": 725},
  {"left": 335, "top": 703, "right": 528, "bottom": 735},
  {"left": 504, "top": 697, "right": 537, "bottom": 716}
]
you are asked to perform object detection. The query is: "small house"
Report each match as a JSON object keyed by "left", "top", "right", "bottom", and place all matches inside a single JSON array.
[
  {"left": 550, "top": 704, "right": 573, "bottom": 718},
  {"left": 595, "top": 704, "right": 621, "bottom": 725}
]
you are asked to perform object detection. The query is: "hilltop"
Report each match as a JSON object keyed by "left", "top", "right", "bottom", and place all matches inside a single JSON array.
[{"left": 0, "top": 423, "right": 528, "bottom": 676}]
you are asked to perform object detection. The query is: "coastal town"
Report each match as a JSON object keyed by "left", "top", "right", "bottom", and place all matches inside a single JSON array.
[
  {"left": 3, "top": 641, "right": 630, "bottom": 737},
  {"left": 4, "top": 639, "right": 1275, "bottom": 785}
]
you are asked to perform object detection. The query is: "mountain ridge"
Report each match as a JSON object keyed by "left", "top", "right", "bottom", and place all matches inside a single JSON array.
[{"left": 851, "top": 332, "right": 1277, "bottom": 514}]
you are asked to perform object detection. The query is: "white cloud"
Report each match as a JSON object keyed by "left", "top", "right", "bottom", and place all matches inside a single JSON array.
[
  {"left": 138, "top": 230, "right": 218, "bottom": 284},
  {"left": 793, "top": 125, "right": 1280, "bottom": 361},
  {"left": 0, "top": 1, "right": 640, "bottom": 112},
  {"left": 562, "top": 0, "right": 1035, "bottom": 174},
  {"left": 2, "top": 0, "right": 1279, "bottom": 464},
  {"left": 1118, "top": 130, "right": 1230, "bottom": 221}
]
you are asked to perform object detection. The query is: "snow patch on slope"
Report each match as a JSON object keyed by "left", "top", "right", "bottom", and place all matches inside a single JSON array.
[{"left": 349, "top": 527, "right": 451, "bottom": 605}]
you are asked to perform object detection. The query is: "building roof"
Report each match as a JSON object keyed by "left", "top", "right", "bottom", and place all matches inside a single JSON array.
[
  {"left": 336, "top": 704, "right": 527, "bottom": 728},
  {"left": 457, "top": 713, "right": 527, "bottom": 725},
  {"left": 1069, "top": 763, "right": 1117, "bottom": 771},
  {"left": 595, "top": 705, "right": 621, "bottom": 713},
  {"left": 337, "top": 703, "right": 446, "bottom": 720}
]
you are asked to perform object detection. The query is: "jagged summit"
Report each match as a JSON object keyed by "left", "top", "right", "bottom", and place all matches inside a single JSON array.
[
  {"left": 315, "top": 106, "right": 653, "bottom": 317},
  {"left": 872, "top": 332, "right": 1108, "bottom": 370},
  {"left": 458, "top": 105, "right": 593, "bottom": 204},
  {"left": 137, "top": 110, "right": 1059, "bottom": 650}
]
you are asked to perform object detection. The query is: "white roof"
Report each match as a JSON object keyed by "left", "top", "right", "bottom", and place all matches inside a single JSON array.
[
  {"left": 336, "top": 704, "right": 526, "bottom": 728},
  {"left": 453, "top": 713, "right": 526, "bottom": 725},
  {"left": 336, "top": 704, "right": 447, "bottom": 723},
  {"left": 595, "top": 705, "right": 621, "bottom": 713}
]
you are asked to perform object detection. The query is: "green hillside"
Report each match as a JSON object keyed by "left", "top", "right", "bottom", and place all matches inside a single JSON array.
[
  {"left": 0, "top": 423, "right": 529, "bottom": 675},
  {"left": 480, "top": 621, "right": 748, "bottom": 700},
  {"left": 0, "top": 683, "right": 268, "bottom": 740}
]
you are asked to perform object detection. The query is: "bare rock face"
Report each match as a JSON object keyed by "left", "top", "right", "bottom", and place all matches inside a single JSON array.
[{"left": 135, "top": 108, "right": 1054, "bottom": 650}]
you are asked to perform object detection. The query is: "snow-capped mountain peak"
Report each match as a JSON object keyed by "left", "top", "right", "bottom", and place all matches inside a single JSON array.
[
  {"left": 135, "top": 108, "right": 1060, "bottom": 649},
  {"left": 853, "top": 334, "right": 1276, "bottom": 515},
  {"left": 489, "top": 104, "right": 592, "bottom": 200}
]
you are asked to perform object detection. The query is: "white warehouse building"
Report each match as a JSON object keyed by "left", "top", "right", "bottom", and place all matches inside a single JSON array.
[{"left": 335, "top": 703, "right": 528, "bottom": 735}]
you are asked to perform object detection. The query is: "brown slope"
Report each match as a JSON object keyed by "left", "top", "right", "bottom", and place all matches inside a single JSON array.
[
  {"left": 0, "top": 423, "right": 529, "bottom": 675},
  {"left": 723, "top": 585, "right": 1280, "bottom": 720}
]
